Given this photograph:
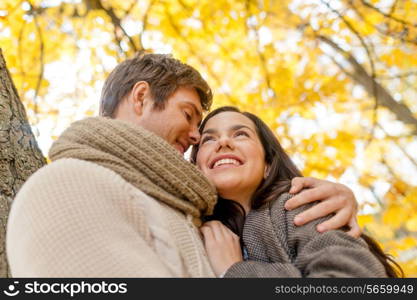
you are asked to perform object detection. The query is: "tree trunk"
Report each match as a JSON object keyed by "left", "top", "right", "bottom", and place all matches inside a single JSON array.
[{"left": 0, "top": 48, "right": 46, "bottom": 277}]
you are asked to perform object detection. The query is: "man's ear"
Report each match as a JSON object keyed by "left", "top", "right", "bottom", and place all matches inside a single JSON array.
[{"left": 130, "top": 81, "right": 150, "bottom": 116}]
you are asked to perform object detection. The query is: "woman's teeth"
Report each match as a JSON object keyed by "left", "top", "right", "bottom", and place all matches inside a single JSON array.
[{"left": 213, "top": 158, "right": 241, "bottom": 168}]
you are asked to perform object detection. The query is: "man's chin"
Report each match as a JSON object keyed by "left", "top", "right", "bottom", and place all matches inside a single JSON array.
[{"left": 172, "top": 144, "right": 185, "bottom": 155}]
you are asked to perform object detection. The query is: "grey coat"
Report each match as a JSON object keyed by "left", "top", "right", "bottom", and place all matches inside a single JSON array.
[{"left": 225, "top": 193, "right": 387, "bottom": 277}]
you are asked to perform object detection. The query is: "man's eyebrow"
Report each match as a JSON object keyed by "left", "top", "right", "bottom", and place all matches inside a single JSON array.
[{"left": 202, "top": 124, "right": 255, "bottom": 135}]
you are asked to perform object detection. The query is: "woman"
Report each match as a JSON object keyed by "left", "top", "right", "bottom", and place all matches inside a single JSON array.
[{"left": 191, "top": 106, "right": 403, "bottom": 278}]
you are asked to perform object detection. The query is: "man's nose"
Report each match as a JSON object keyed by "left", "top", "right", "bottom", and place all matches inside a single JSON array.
[{"left": 189, "top": 126, "right": 201, "bottom": 145}]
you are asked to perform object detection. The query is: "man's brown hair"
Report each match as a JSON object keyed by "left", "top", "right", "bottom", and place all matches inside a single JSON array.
[{"left": 99, "top": 52, "right": 213, "bottom": 117}]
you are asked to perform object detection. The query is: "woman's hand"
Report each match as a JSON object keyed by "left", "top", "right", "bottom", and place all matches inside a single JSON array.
[
  {"left": 200, "top": 220, "right": 243, "bottom": 277},
  {"left": 284, "top": 177, "right": 361, "bottom": 238}
]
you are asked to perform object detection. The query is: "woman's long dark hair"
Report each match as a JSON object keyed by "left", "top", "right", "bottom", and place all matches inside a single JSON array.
[{"left": 191, "top": 106, "right": 403, "bottom": 278}]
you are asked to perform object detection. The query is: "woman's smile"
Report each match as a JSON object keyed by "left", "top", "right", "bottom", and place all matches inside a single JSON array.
[{"left": 210, "top": 154, "right": 244, "bottom": 169}]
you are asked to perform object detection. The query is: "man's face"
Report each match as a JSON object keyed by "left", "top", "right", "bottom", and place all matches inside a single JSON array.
[{"left": 136, "top": 86, "right": 203, "bottom": 155}]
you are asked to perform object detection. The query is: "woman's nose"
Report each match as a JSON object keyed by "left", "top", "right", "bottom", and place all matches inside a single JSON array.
[{"left": 216, "top": 135, "right": 234, "bottom": 151}]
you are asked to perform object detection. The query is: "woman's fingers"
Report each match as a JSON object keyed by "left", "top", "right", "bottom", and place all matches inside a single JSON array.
[
  {"left": 217, "top": 221, "right": 240, "bottom": 242},
  {"left": 206, "top": 221, "right": 224, "bottom": 240},
  {"left": 201, "top": 220, "right": 236, "bottom": 242},
  {"left": 200, "top": 224, "right": 214, "bottom": 244},
  {"left": 200, "top": 220, "right": 243, "bottom": 277}
]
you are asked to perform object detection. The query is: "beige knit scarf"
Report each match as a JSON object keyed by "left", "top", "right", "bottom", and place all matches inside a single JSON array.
[{"left": 49, "top": 117, "right": 217, "bottom": 226}]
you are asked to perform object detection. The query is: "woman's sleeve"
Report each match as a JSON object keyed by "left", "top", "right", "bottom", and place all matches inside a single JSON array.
[
  {"left": 224, "top": 193, "right": 387, "bottom": 278},
  {"left": 224, "top": 193, "right": 303, "bottom": 278},
  {"left": 279, "top": 194, "right": 387, "bottom": 277},
  {"left": 223, "top": 261, "right": 301, "bottom": 277}
]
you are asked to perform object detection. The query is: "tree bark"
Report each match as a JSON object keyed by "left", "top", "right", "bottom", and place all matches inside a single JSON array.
[{"left": 0, "top": 48, "right": 46, "bottom": 277}]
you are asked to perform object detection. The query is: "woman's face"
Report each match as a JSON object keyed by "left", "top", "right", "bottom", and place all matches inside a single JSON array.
[{"left": 196, "top": 112, "right": 267, "bottom": 200}]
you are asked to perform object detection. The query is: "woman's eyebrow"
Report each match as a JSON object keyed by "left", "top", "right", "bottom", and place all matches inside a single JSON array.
[
  {"left": 202, "top": 124, "right": 255, "bottom": 135},
  {"left": 230, "top": 124, "right": 255, "bottom": 133},
  {"left": 202, "top": 128, "right": 217, "bottom": 135}
]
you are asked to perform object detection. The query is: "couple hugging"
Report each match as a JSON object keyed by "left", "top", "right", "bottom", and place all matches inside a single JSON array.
[{"left": 7, "top": 53, "right": 401, "bottom": 278}]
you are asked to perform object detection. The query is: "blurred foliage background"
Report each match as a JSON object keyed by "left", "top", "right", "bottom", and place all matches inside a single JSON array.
[{"left": 1, "top": 0, "right": 416, "bottom": 276}]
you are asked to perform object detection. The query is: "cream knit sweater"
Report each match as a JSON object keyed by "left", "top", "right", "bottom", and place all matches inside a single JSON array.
[{"left": 7, "top": 158, "right": 215, "bottom": 277}]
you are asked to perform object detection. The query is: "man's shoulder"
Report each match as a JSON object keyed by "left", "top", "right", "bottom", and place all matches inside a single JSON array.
[
  {"left": 38, "top": 158, "right": 111, "bottom": 174},
  {"left": 11, "top": 158, "right": 157, "bottom": 222},
  {"left": 29, "top": 158, "right": 122, "bottom": 184},
  {"left": 15, "top": 158, "right": 132, "bottom": 204}
]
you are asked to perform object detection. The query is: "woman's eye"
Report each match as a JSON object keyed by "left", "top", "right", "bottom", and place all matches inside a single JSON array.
[
  {"left": 201, "top": 136, "right": 214, "bottom": 144},
  {"left": 235, "top": 131, "right": 249, "bottom": 137}
]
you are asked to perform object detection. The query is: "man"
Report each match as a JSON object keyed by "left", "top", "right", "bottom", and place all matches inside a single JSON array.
[{"left": 6, "top": 53, "right": 359, "bottom": 277}]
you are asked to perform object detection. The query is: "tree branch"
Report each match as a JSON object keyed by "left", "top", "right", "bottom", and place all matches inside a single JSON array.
[
  {"left": 318, "top": 35, "right": 417, "bottom": 135},
  {"left": 378, "top": 71, "right": 417, "bottom": 80},
  {"left": 245, "top": 0, "right": 275, "bottom": 99},
  {"left": 140, "top": 0, "right": 155, "bottom": 51},
  {"left": 163, "top": 2, "right": 236, "bottom": 105},
  {"left": 17, "top": 20, "right": 27, "bottom": 98},
  {"left": 360, "top": 0, "right": 417, "bottom": 28},
  {"left": 321, "top": 0, "right": 379, "bottom": 141},
  {"left": 29, "top": 1, "right": 44, "bottom": 123},
  {"left": 377, "top": 123, "right": 417, "bottom": 169},
  {"left": 349, "top": 0, "right": 417, "bottom": 46},
  {"left": 86, "top": 0, "right": 141, "bottom": 52}
]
